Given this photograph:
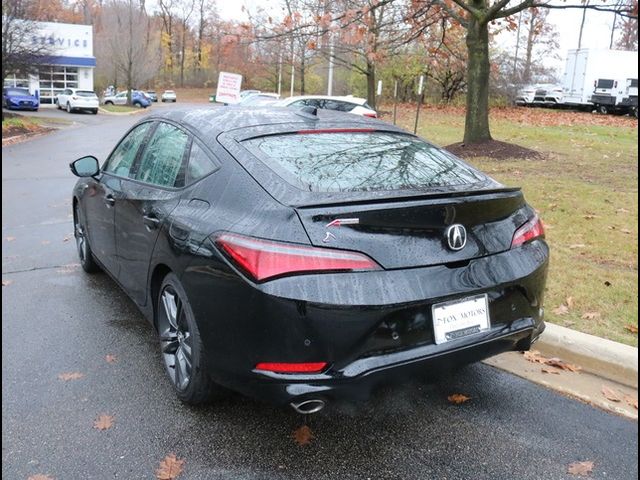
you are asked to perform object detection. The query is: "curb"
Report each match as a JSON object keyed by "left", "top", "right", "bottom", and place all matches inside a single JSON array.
[
  {"left": 98, "top": 107, "right": 146, "bottom": 116},
  {"left": 535, "top": 323, "right": 638, "bottom": 388}
]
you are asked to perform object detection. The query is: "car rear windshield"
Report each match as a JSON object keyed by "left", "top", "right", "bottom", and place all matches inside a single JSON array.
[
  {"left": 5, "top": 88, "right": 30, "bottom": 96},
  {"left": 597, "top": 79, "right": 615, "bottom": 89},
  {"left": 77, "top": 91, "right": 97, "bottom": 97},
  {"left": 629, "top": 79, "right": 638, "bottom": 88},
  {"left": 243, "top": 132, "right": 485, "bottom": 192}
]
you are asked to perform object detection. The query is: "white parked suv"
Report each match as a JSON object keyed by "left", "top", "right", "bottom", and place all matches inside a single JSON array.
[
  {"left": 274, "top": 95, "right": 377, "bottom": 117},
  {"left": 161, "top": 90, "right": 177, "bottom": 102},
  {"left": 56, "top": 88, "right": 99, "bottom": 114}
]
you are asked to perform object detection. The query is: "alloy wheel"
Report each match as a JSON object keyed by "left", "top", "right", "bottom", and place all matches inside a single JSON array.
[{"left": 158, "top": 287, "right": 193, "bottom": 391}]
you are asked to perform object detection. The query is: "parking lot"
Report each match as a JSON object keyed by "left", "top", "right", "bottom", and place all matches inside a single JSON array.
[{"left": 2, "top": 105, "right": 638, "bottom": 479}]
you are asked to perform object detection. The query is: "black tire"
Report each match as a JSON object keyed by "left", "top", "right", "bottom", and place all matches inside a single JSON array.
[
  {"left": 157, "top": 273, "right": 218, "bottom": 404},
  {"left": 74, "top": 204, "right": 100, "bottom": 273},
  {"left": 597, "top": 105, "right": 608, "bottom": 115},
  {"left": 133, "top": 101, "right": 142, "bottom": 108},
  {"left": 633, "top": 107, "right": 638, "bottom": 119},
  {"left": 92, "top": 109, "right": 98, "bottom": 114},
  {"left": 105, "top": 101, "right": 113, "bottom": 105}
]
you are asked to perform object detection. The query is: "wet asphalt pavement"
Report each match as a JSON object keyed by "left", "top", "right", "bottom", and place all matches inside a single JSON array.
[{"left": 2, "top": 105, "right": 638, "bottom": 480}]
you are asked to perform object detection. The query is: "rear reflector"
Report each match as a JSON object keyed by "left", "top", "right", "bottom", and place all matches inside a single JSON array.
[
  {"left": 215, "top": 233, "right": 381, "bottom": 281},
  {"left": 255, "top": 362, "right": 327, "bottom": 374},
  {"left": 511, "top": 214, "right": 545, "bottom": 248},
  {"left": 363, "top": 113, "right": 377, "bottom": 118}
]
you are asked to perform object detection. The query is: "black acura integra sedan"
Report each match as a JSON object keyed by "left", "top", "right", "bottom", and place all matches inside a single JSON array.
[{"left": 70, "top": 106, "right": 548, "bottom": 414}]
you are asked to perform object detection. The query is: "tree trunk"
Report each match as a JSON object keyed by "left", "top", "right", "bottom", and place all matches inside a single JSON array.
[
  {"left": 523, "top": 13, "right": 536, "bottom": 84},
  {"left": 366, "top": 61, "right": 376, "bottom": 110},
  {"left": 180, "top": 23, "right": 186, "bottom": 87},
  {"left": 300, "top": 48, "right": 306, "bottom": 95},
  {"left": 463, "top": 16, "right": 492, "bottom": 144}
]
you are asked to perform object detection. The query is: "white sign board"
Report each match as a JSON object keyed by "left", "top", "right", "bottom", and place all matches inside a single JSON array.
[
  {"left": 216, "top": 72, "right": 243, "bottom": 104},
  {"left": 32, "top": 21, "right": 93, "bottom": 58}
]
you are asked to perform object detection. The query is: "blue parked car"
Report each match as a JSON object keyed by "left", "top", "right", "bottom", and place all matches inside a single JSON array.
[
  {"left": 3, "top": 87, "right": 39, "bottom": 111},
  {"left": 102, "top": 90, "right": 151, "bottom": 108}
]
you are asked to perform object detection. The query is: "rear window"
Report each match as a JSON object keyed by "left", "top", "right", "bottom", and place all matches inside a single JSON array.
[
  {"left": 597, "top": 79, "right": 615, "bottom": 89},
  {"left": 629, "top": 79, "right": 638, "bottom": 88},
  {"left": 77, "top": 90, "right": 96, "bottom": 97},
  {"left": 243, "top": 132, "right": 485, "bottom": 192}
]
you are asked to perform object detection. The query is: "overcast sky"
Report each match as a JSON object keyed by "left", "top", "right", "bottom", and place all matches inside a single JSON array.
[{"left": 215, "top": 1, "right": 622, "bottom": 75}]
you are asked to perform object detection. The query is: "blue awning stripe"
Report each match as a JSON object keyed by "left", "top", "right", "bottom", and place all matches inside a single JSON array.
[{"left": 42, "top": 56, "right": 96, "bottom": 67}]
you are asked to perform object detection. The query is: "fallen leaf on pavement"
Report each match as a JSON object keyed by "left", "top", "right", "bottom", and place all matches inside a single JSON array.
[
  {"left": 292, "top": 425, "right": 315, "bottom": 445},
  {"left": 62, "top": 235, "right": 72, "bottom": 242},
  {"left": 447, "top": 393, "right": 471, "bottom": 404},
  {"left": 581, "top": 312, "right": 601, "bottom": 320},
  {"left": 41, "top": 240, "right": 51, "bottom": 245},
  {"left": 552, "top": 304, "right": 569, "bottom": 315},
  {"left": 105, "top": 354, "right": 118, "bottom": 363},
  {"left": 623, "top": 395, "right": 638, "bottom": 410},
  {"left": 601, "top": 386, "right": 622, "bottom": 402},
  {"left": 567, "top": 460, "right": 594, "bottom": 476},
  {"left": 624, "top": 325, "right": 638, "bottom": 334},
  {"left": 58, "top": 372, "right": 84, "bottom": 381},
  {"left": 541, "top": 367, "right": 561, "bottom": 374},
  {"left": 545, "top": 358, "right": 581, "bottom": 372},
  {"left": 2, "top": 279, "right": 13, "bottom": 287},
  {"left": 620, "top": 228, "right": 631, "bottom": 234},
  {"left": 27, "top": 475, "right": 55, "bottom": 480},
  {"left": 523, "top": 350, "right": 546, "bottom": 364},
  {"left": 5, "top": 236, "right": 16, "bottom": 242},
  {"left": 156, "top": 453, "right": 185, "bottom": 480},
  {"left": 93, "top": 414, "right": 114, "bottom": 430}
]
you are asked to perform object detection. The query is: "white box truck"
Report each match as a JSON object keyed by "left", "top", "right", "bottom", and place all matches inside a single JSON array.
[{"left": 557, "top": 49, "right": 638, "bottom": 110}]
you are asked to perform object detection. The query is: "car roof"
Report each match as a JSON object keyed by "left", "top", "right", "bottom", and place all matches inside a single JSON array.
[
  {"left": 281, "top": 95, "right": 368, "bottom": 105},
  {"left": 144, "top": 106, "right": 399, "bottom": 144}
]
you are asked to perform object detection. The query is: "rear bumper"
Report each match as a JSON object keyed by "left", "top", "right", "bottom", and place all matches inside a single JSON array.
[
  {"left": 218, "top": 319, "right": 545, "bottom": 405},
  {"left": 182, "top": 239, "right": 549, "bottom": 404}
]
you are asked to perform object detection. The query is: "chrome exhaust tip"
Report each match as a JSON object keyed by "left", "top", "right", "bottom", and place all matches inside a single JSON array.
[{"left": 290, "top": 398, "right": 326, "bottom": 414}]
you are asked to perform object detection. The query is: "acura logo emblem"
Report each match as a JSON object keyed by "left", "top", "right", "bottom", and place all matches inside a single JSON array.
[{"left": 446, "top": 224, "right": 467, "bottom": 251}]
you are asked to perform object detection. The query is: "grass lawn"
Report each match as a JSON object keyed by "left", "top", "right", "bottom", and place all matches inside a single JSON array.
[
  {"left": 2, "top": 115, "right": 47, "bottom": 137},
  {"left": 384, "top": 105, "right": 638, "bottom": 346},
  {"left": 100, "top": 104, "right": 141, "bottom": 113}
]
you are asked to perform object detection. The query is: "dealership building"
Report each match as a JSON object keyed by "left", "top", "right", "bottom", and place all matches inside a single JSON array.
[{"left": 3, "top": 21, "right": 96, "bottom": 105}]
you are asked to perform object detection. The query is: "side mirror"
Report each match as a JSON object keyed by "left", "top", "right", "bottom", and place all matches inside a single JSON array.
[{"left": 70, "top": 156, "right": 100, "bottom": 177}]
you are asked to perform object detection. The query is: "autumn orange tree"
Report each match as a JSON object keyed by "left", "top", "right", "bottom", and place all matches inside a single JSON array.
[{"left": 411, "top": 0, "right": 638, "bottom": 145}]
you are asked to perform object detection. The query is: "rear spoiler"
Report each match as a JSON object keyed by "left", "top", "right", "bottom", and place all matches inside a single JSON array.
[{"left": 293, "top": 187, "right": 522, "bottom": 210}]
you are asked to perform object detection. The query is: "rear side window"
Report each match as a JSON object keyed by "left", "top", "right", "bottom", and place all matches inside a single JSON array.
[
  {"left": 243, "top": 132, "right": 485, "bottom": 192},
  {"left": 135, "top": 122, "right": 189, "bottom": 188},
  {"left": 629, "top": 79, "right": 638, "bottom": 88},
  {"left": 597, "top": 79, "right": 615, "bottom": 89},
  {"left": 323, "top": 100, "right": 355, "bottom": 112},
  {"left": 186, "top": 142, "right": 217, "bottom": 184}
]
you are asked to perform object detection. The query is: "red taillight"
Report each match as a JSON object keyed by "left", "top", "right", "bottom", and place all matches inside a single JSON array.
[
  {"left": 215, "top": 233, "right": 380, "bottom": 281},
  {"left": 255, "top": 362, "right": 327, "bottom": 373},
  {"left": 363, "top": 113, "right": 377, "bottom": 118},
  {"left": 511, "top": 214, "right": 545, "bottom": 248}
]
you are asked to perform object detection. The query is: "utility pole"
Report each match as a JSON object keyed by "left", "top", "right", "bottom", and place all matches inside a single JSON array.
[
  {"left": 609, "top": 10, "right": 618, "bottom": 49},
  {"left": 327, "top": 35, "right": 334, "bottom": 96},
  {"left": 277, "top": 49, "right": 282, "bottom": 96}
]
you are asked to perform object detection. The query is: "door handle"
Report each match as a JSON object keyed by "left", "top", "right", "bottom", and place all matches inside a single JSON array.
[
  {"left": 143, "top": 214, "right": 161, "bottom": 230},
  {"left": 104, "top": 194, "right": 115, "bottom": 207}
]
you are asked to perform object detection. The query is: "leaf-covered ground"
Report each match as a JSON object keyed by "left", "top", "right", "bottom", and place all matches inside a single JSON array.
[{"left": 386, "top": 105, "right": 638, "bottom": 346}]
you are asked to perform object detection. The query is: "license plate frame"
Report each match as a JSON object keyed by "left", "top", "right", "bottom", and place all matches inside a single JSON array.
[{"left": 431, "top": 294, "right": 490, "bottom": 345}]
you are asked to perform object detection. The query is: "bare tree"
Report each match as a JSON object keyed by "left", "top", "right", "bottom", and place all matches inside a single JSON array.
[
  {"left": 101, "top": 0, "right": 161, "bottom": 104},
  {"left": 2, "top": 0, "right": 53, "bottom": 110}
]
